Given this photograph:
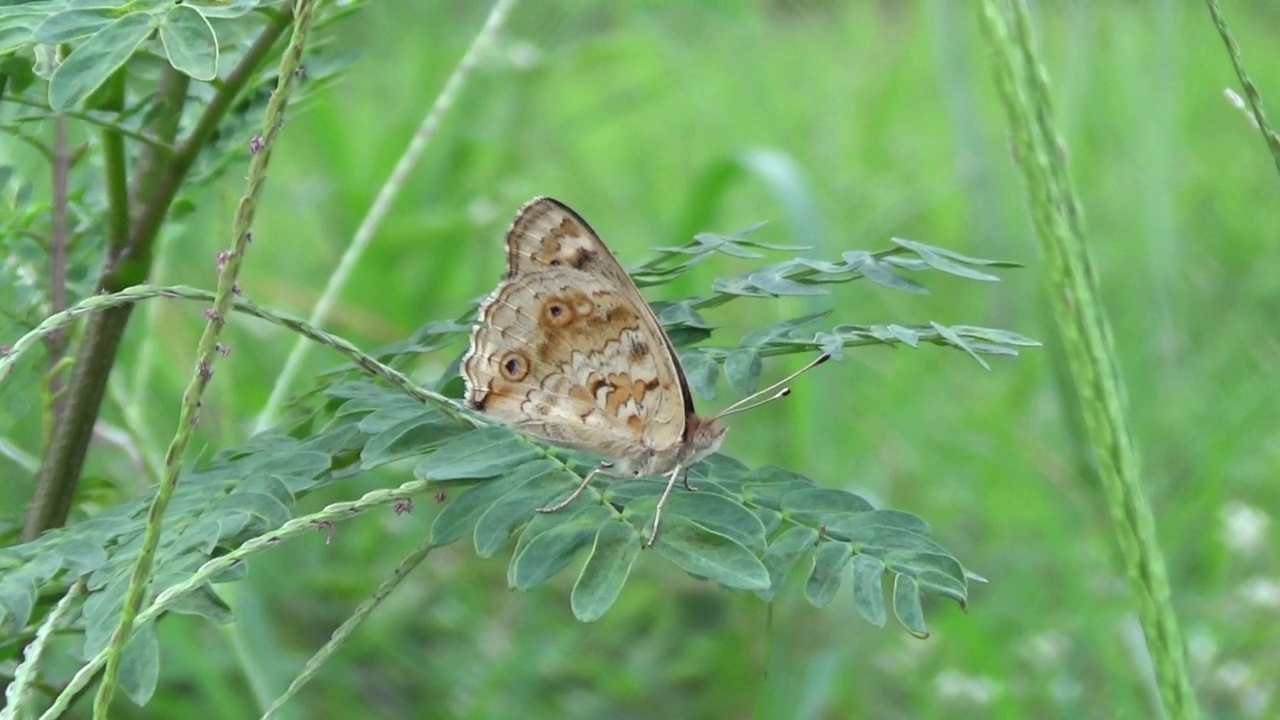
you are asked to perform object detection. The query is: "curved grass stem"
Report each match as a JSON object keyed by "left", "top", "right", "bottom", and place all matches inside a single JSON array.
[
  {"left": 978, "top": 1, "right": 1199, "bottom": 717},
  {"left": 261, "top": 537, "right": 438, "bottom": 719}
]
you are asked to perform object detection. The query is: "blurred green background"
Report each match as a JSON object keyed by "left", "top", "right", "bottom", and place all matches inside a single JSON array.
[{"left": 10, "top": 0, "right": 1280, "bottom": 717}]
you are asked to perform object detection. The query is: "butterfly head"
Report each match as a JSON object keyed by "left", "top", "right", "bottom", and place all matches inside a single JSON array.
[{"left": 684, "top": 414, "right": 729, "bottom": 464}]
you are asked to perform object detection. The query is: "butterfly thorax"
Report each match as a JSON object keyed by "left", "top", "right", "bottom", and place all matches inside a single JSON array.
[{"left": 611, "top": 413, "right": 727, "bottom": 477}]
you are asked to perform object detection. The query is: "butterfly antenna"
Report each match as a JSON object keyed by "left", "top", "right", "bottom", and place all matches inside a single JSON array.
[
  {"left": 715, "top": 387, "right": 791, "bottom": 419},
  {"left": 714, "top": 352, "right": 831, "bottom": 419}
]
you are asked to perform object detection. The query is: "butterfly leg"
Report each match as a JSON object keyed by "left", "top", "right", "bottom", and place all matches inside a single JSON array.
[
  {"left": 646, "top": 464, "right": 684, "bottom": 547},
  {"left": 538, "top": 462, "right": 612, "bottom": 514}
]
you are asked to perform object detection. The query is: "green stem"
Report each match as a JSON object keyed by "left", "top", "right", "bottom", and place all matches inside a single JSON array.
[
  {"left": 91, "top": 4, "right": 320, "bottom": 715},
  {"left": 0, "top": 285, "right": 466, "bottom": 420},
  {"left": 101, "top": 72, "right": 131, "bottom": 277},
  {"left": 23, "top": 66, "right": 188, "bottom": 541},
  {"left": 262, "top": 538, "right": 438, "bottom": 719},
  {"left": 3, "top": 95, "right": 179, "bottom": 154},
  {"left": 979, "top": 1, "right": 1198, "bottom": 717},
  {"left": 24, "top": 306, "right": 134, "bottom": 538},
  {"left": 44, "top": 116, "right": 72, "bottom": 438},
  {"left": 1203, "top": 0, "right": 1280, "bottom": 181},
  {"left": 23, "top": 9, "right": 294, "bottom": 541},
  {"left": 0, "top": 579, "right": 85, "bottom": 720}
]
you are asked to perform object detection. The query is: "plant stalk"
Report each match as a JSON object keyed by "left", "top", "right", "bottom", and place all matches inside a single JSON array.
[
  {"left": 92, "top": 2, "right": 319, "bottom": 714},
  {"left": 23, "top": 10, "right": 295, "bottom": 540},
  {"left": 978, "top": 1, "right": 1199, "bottom": 717}
]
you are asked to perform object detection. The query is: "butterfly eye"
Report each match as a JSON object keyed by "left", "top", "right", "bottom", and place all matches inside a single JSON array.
[
  {"left": 498, "top": 352, "right": 529, "bottom": 381},
  {"left": 541, "top": 297, "right": 574, "bottom": 327}
]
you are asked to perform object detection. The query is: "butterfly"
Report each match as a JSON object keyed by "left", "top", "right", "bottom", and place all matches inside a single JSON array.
[{"left": 461, "top": 197, "right": 826, "bottom": 545}]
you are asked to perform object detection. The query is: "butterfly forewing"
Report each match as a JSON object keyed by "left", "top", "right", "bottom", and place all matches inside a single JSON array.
[{"left": 462, "top": 197, "right": 701, "bottom": 472}]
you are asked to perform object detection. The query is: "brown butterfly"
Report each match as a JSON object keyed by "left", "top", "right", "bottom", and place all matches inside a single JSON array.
[{"left": 461, "top": 197, "right": 825, "bottom": 544}]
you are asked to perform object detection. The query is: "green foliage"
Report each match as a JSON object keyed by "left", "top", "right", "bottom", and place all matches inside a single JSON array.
[
  {"left": 3, "top": 1, "right": 1277, "bottom": 718},
  {"left": 0, "top": 221, "right": 1024, "bottom": 712}
]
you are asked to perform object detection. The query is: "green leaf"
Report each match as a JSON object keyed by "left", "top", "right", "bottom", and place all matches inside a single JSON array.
[
  {"left": 362, "top": 412, "right": 465, "bottom": 469},
  {"left": 678, "top": 349, "right": 718, "bottom": 400},
  {"left": 571, "top": 521, "right": 641, "bottom": 621},
  {"left": 0, "top": 14, "right": 38, "bottom": 55},
  {"left": 755, "top": 525, "right": 818, "bottom": 601},
  {"left": 891, "top": 237, "right": 1022, "bottom": 269},
  {"left": 698, "top": 233, "right": 765, "bottom": 259},
  {"left": 949, "top": 325, "right": 1041, "bottom": 347},
  {"left": 741, "top": 464, "right": 816, "bottom": 508},
  {"left": 472, "top": 469, "right": 576, "bottom": 558},
  {"left": 655, "top": 301, "right": 715, "bottom": 330},
  {"left": 119, "top": 621, "right": 160, "bottom": 706},
  {"left": 753, "top": 505, "right": 784, "bottom": 537},
  {"left": 430, "top": 462, "right": 553, "bottom": 546},
  {"left": 356, "top": 403, "right": 434, "bottom": 433},
  {"left": 843, "top": 251, "right": 928, "bottom": 294},
  {"left": 850, "top": 554, "right": 887, "bottom": 627},
  {"left": 884, "top": 324, "right": 920, "bottom": 346},
  {"left": 241, "top": 447, "right": 331, "bottom": 480},
  {"left": 33, "top": 8, "right": 113, "bottom": 43},
  {"left": 48, "top": 12, "right": 154, "bottom": 112},
  {"left": 804, "top": 541, "right": 851, "bottom": 607},
  {"left": 599, "top": 476, "right": 667, "bottom": 506},
  {"left": 822, "top": 509, "right": 930, "bottom": 539},
  {"left": 233, "top": 474, "right": 295, "bottom": 506},
  {"left": 0, "top": 570, "right": 36, "bottom": 629},
  {"left": 168, "top": 583, "right": 234, "bottom": 623},
  {"left": 649, "top": 515, "right": 769, "bottom": 590},
  {"left": 847, "top": 525, "right": 949, "bottom": 557},
  {"left": 931, "top": 321, "right": 990, "bottom": 369},
  {"left": 746, "top": 267, "right": 827, "bottom": 297},
  {"left": 27, "top": 550, "right": 63, "bottom": 584},
  {"left": 212, "top": 492, "right": 291, "bottom": 531},
  {"left": 664, "top": 491, "right": 767, "bottom": 550},
  {"left": 83, "top": 575, "right": 130, "bottom": 656},
  {"left": 414, "top": 427, "right": 540, "bottom": 481},
  {"left": 160, "top": 2, "right": 217, "bottom": 79},
  {"left": 891, "top": 238, "right": 999, "bottom": 281},
  {"left": 892, "top": 574, "right": 928, "bottom": 638},
  {"left": 508, "top": 516, "right": 600, "bottom": 590},
  {"left": 166, "top": 517, "right": 223, "bottom": 557},
  {"left": 780, "top": 487, "right": 875, "bottom": 525},
  {"left": 723, "top": 347, "right": 762, "bottom": 395},
  {"left": 740, "top": 310, "right": 830, "bottom": 347},
  {"left": 887, "top": 550, "right": 968, "bottom": 605}
]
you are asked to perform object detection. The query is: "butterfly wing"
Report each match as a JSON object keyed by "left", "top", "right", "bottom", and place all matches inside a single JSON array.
[{"left": 462, "top": 198, "right": 692, "bottom": 468}]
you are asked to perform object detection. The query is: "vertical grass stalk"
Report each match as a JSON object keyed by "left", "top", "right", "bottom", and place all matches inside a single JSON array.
[
  {"left": 1202, "top": 0, "right": 1280, "bottom": 181},
  {"left": 91, "top": 3, "right": 321, "bottom": 716},
  {"left": 255, "top": 0, "right": 520, "bottom": 432},
  {"left": 978, "top": 1, "right": 1199, "bottom": 717}
]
